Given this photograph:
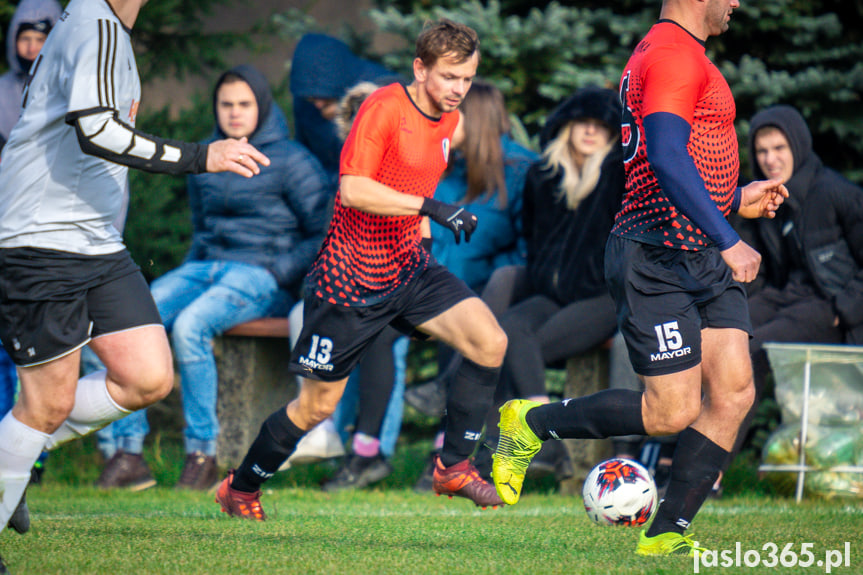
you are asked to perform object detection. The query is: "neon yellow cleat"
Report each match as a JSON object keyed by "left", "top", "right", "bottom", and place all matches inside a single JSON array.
[
  {"left": 492, "top": 399, "right": 543, "bottom": 505},
  {"left": 636, "top": 530, "right": 707, "bottom": 557}
]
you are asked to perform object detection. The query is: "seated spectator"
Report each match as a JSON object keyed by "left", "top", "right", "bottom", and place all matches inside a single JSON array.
[
  {"left": 732, "top": 104, "right": 863, "bottom": 456},
  {"left": 290, "top": 33, "right": 402, "bottom": 188},
  {"left": 412, "top": 86, "right": 625, "bottom": 487},
  {"left": 96, "top": 65, "right": 331, "bottom": 491}
]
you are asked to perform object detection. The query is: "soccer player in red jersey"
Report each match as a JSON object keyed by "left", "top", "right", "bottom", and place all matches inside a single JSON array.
[
  {"left": 493, "top": 0, "right": 788, "bottom": 555},
  {"left": 216, "top": 19, "right": 508, "bottom": 519}
]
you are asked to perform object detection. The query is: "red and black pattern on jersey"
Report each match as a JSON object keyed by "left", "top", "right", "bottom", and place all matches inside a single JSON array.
[
  {"left": 309, "top": 83, "right": 459, "bottom": 306},
  {"left": 614, "top": 21, "right": 739, "bottom": 251}
]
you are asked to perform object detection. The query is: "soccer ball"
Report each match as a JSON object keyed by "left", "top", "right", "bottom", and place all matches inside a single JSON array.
[{"left": 582, "top": 458, "right": 657, "bottom": 526}]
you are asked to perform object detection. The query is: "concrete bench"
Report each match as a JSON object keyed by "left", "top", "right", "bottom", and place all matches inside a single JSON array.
[
  {"left": 213, "top": 318, "right": 295, "bottom": 466},
  {"left": 558, "top": 340, "right": 614, "bottom": 495}
]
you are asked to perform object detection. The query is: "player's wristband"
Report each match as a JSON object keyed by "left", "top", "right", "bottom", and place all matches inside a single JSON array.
[{"left": 420, "top": 237, "right": 433, "bottom": 252}]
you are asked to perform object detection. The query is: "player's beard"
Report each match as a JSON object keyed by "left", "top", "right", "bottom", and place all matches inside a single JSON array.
[{"left": 436, "top": 95, "right": 463, "bottom": 113}]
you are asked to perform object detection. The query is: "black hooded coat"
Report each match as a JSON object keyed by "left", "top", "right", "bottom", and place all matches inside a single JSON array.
[{"left": 744, "top": 105, "right": 863, "bottom": 342}]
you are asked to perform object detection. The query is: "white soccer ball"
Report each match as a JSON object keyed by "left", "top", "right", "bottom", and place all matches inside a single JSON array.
[{"left": 582, "top": 458, "right": 658, "bottom": 526}]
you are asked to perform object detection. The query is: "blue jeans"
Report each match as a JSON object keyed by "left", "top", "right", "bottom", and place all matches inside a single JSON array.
[
  {"left": 0, "top": 346, "right": 18, "bottom": 418},
  {"left": 111, "top": 260, "right": 288, "bottom": 455}
]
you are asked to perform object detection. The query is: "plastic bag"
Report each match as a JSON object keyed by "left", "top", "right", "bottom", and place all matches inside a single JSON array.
[{"left": 761, "top": 422, "right": 863, "bottom": 498}]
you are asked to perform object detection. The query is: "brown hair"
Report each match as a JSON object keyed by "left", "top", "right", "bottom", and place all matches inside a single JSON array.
[
  {"left": 415, "top": 18, "right": 480, "bottom": 68},
  {"left": 457, "top": 80, "right": 509, "bottom": 206}
]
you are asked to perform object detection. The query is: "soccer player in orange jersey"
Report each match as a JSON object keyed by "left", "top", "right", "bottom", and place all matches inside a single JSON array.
[
  {"left": 493, "top": 0, "right": 789, "bottom": 555},
  {"left": 216, "top": 19, "right": 508, "bottom": 520}
]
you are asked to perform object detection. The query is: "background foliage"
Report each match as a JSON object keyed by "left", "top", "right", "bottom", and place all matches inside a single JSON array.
[
  {"left": 1, "top": 0, "right": 862, "bottom": 276},
  {"left": 357, "top": 0, "right": 863, "bottom": 180}
]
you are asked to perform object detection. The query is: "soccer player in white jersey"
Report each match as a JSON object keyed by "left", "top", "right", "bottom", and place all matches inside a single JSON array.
[{"left": 0, "top": 0, "right": 269, "bottom": 557}]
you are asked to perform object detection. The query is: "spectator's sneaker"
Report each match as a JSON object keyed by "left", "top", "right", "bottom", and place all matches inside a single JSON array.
[
  {"left": 281, "top": 417, "right": 346, "bottom": 469},
  {"left": 7, "top": 490, "right": 29, "bottom": 535},
  {"left": 176, "top": 452, "right": 219, "bottom": 491},
  {"left": 432, "top": 455, "right": 503, "bottom": 509},
  {"left": 321, "top": 454, "right": 393, "bottom": 492},
  {"left": 404, "top": 379, "right": 447, "bottom": 417},
  {"left": 215, "top": 470, "right": 266, "bottom": 521},
  {"left": 493, "top": 399, "right": 543, "bottom": 505},
  {"left": 31, "top": 457, "right": 46, "bottom": 485},
  {"left": 95, "top": 450, "right": 156, "bottom": 491},
  {"left": 413, "top": 451, "right": 437, "bottom": 493},
  {"left": 636, "top": 531, "right": 706, "bottom": 557}
]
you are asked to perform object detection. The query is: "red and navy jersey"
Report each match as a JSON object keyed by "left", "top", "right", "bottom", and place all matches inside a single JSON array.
[
  {"left": 308, "top": 83, "right": 459, "bottom": 306},
  {"left": 614, "top": 21, "right": 739, "bottom": 250}
]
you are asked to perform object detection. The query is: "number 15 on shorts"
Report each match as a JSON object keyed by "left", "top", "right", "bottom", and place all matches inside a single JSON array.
[{"left": 651, "top": 321, "right": 692, "bottom": 362}]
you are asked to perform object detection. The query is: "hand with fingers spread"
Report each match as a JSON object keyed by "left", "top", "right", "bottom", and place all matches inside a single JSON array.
[
  {"left": 206, "top": 136, "right": 271, "bottom": 177},
  {"left": 420, "top": 197, "right": 478, "bottom": 244}
]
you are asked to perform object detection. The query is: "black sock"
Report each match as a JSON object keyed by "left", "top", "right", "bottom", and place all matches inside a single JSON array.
[
  {"left": 441, "top": 358, "right": 500, "bottom": 467},
  {"left": 525, "top": 389, "right": 645, "bottom": 441},
  {"left": 613, "top": 438, "right": 643, "bottom": 458},
  {"left": 646, "top": 427, "right": 729, "bottom": 536},
  {"left": 231, "top": 407, "right": 305, "bottom": 493}
]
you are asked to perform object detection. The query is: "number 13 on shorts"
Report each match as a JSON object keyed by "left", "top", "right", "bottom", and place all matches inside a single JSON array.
[{"left": 307, "top": 334, "right": 333, "bottom": 364}]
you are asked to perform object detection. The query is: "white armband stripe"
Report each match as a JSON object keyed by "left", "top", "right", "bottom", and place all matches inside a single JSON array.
[
  {"left": 127, "top": 135, "right": 157, "bottom": 159},
  {"left": 89, "top": 119, "right": 134, "bottom": 154},
  {"left": 161, "top": 145, "right": 181, "bottom": 163},
  {"left": 77, "top": 111, "right": 113, "bottom": 137}
]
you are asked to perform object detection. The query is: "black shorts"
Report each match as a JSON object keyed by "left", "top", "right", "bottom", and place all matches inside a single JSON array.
[
  {"left": 290, "top": 261, "right": 475, "bottom": 381},
  {"left": 605, "top": 235, "right": 752, "bottom": 377},
  {"left": 0, "top": 247, "right": 162, "bottom": 367}
]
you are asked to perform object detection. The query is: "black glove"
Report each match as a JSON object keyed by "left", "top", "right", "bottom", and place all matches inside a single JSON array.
[{"left": 420, "top": 197, "right": 478, "bottom": 244}]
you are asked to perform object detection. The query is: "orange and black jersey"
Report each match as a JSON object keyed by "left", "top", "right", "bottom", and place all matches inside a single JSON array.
[
  {"left": 614, "top": 21, "right": 740, "bottom": 251},
  {"left": 308, "top": 83, "right": 459, "bottom": 306}
]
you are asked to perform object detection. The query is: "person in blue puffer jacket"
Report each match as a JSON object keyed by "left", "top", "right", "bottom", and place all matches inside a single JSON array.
[
  {"left": 290, "top": 33, "right": 402, "bottom": 188},
  {"left": 95, "top": 65, "right": 332, "bottom": 492}
]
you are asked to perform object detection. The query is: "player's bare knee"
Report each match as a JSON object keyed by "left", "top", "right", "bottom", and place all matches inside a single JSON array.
[
  {"left": 645, "top": 402, "right": 700, "bottom": 435},
  {"left": 132, "top": 364, "right": 174, "bottom": 406},
  {"left": 712, "top": 380, "right": 755, "bottom": 420},
  {"left": 305, "top": 396, "right": 339, "bottom": 428},
  {"left": 26, "top": 396, "right": 75, "bottom": 432},
  {"left": 474, "top": 326, "right": 507, "bottom": 367}
]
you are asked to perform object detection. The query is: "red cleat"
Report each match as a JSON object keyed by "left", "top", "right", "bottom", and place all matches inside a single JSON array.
[
  {"left": 214, "top": 470, "right": 266, "bottom": 521},
  {"left": 432, "top": 455, "right": 504, "bottom": 509}
]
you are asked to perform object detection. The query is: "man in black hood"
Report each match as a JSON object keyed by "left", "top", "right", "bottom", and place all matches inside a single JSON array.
[{"left": 733, "top": 104, "right": 863, "bottom": 451}]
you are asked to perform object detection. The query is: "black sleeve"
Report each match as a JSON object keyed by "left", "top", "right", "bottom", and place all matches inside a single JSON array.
[{"left": 65, "top": 107, "right": 208, "bottom": 175}]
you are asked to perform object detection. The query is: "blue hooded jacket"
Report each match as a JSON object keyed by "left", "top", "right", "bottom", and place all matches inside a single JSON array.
[
  {"left": 432, "top": 135, "right": 538, "bottom": 291},
  {"left": 290, "top": 34, "right": 401, "bottom": 185},
  {"left": 185, "top": 65, "right": 332, "bottom": 294},
  {"left": 0, "top": 0, "right": 62, "bottom": 144}
]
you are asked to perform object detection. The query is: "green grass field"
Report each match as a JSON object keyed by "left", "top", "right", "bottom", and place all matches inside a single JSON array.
[{"left": 2, "top": 437, "right": 862, "bottom": 575}]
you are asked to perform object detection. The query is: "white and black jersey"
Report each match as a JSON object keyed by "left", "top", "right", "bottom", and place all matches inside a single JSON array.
[{"left": 0, "top": 0, "right": 206, "bottom": 255}]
